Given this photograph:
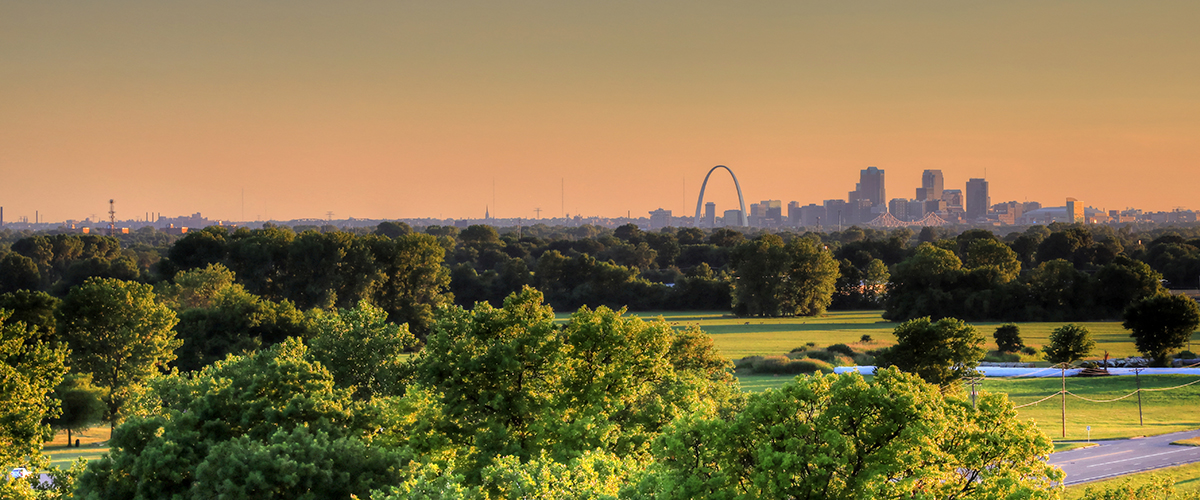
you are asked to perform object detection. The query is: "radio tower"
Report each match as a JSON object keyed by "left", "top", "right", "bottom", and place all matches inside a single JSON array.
[{"left": 108, "top": 199, "right": 116, "bottom": 236}]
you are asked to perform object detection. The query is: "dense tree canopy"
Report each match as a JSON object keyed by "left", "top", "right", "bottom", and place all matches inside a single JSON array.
[
  {"left": 57, "top": 278, "right": 180, "bottom": 424},
  {"left": 413, "top": 287, "right": 739, "bottom": 481},
  {"left": 730, "top": 235, "right": 839, "bottom": 317},
  {"left": 635, "top": 369, "right": 1061, "bottom": 499},
  {"left": 0, "top": 309, "right": 68, "bottom": 470},
  {"left": 1124, "top": 293, "right": 1200, "bottom": 365}
]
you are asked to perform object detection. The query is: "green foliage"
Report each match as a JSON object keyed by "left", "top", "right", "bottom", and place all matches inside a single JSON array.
[
  {"left": 57, "top": 277, "right": 181, "bottom": 424},
  {"left": 875, "top": 316, "right": 985, "bottom": 387},
  {"left": 478, "top": 451, "right": 637, "bottom": 500},
  {"left": 634, "top": 369, "right": 1062, "bottom": 499},
  {"left": 308, "top": 300, "right": 416, "bottom": 400},
  {"left": 0, "top": 290, "right": 59, "bottom": 341},
  {"left": 75, "top": 338, "right": 376, "bottom": 499},
  {"left": 1124, "top": 293, "right": 1200, "bottom": 366},
  {"left": 731, "top": 235, "right": 839, "bottom": 317},
  {"left": 994, "top": 323, "right": 1024, "bottom": 353},
  {"left": 1043, "top": 324, "right": 1096, "bottom": 365},
  {"left": 47, "top": 373, "right": 106, "bottom": 443},
  {"left": 0, "top": 309, "right": 68, "bottom": 470},
  {"left": 413, "top": 287, "right": 738, "bottom": 482},
  {"left": 164, "top": 228, "right": 452, "bottom": 339},
  {"left": 190, "top": 426, "right": 409, "bottom": 499}
]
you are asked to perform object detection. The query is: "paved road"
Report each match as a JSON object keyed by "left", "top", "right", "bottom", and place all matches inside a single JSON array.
[{"left": 1049, "top": 429, "right": 1200, "bottom": 485}]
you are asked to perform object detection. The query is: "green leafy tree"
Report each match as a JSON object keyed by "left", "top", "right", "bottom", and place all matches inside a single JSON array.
[
  {"left": 1043, "top": 324, "right": 1096, "bottom": 365},
  {"left": 190, "top": 426, "right": 409, "bottom": 499},
  {"left": 731, "top": 235, "right": 839, "bottom": 317},
  {"left": 779, "top": 237, "right": 840, "bottom": 316},
  {"left": 0, "top": 252, "right": 41, "bottom": 294},
  {"left": 875, "top": 317, "right": 985, "bottom": 387},
  {"left": 0, "top": 290, "right": 60, "bottom": 342},
  {"left": 1124, "top": 293, "right": 1200, "bottom": 365},
  {"left": 962, "top": 238, "right": 1022, "bottom": 283},
  {"left": 308, "top": 301, "right": 416, "bottom": 400},
  {"left": 634, "top": 369, "right": 1062, "bottom": 499},
  {"left": 56, "top": 277, "right": 181, "bottom": 425},
  {"left": 1095, "top": 256, "right": 1165, "bottom": 313},
  {"left": 47, "top": 373, "right": 106, "bottom": 447},
  {"left": 994, "top": 323, "right": 1024, "bottom": 353},
  {"left": 0, "top": 310, "right": 68, "bottom": 470},
  {"left": 413, "top": 286, "right": 738, "bottom": 482},
  {"left": 75, "top": 338, "right": 382, "bottom": 499}
]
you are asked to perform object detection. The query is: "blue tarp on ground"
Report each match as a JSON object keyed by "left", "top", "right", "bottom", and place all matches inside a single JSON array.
[{"left": 832, "top": 366, "right": 1200, "bottom": 377}]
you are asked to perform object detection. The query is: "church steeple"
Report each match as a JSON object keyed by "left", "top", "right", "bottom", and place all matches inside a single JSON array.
[{"left": 485, "top": 206, "right": 490, "bottom": 219}]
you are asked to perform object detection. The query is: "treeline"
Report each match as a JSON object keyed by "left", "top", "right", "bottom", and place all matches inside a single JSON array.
[
  {"left": 3, "top": 222, "right": 1200, "bottom": 326},
  {"left": 884, "top": 226, "right": 1200, "bottom": 321}
]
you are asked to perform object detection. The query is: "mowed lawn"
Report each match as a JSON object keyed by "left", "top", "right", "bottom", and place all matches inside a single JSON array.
[
  {"left": 43, "top": 427, "right": 111, "bottom": 469},
  {"left": 620, "top": 310, "right": 1154, "bottom": 361}
]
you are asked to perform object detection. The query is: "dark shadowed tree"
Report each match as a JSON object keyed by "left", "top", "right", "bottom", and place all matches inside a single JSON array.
[{"left": 1124, "top": 293, "right": 1200, "bottom": 366}]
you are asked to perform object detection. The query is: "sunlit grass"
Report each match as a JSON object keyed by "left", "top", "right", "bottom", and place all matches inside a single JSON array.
[
  {"left": 43, "top": 427, "right": 111, "bottom": 469},
  {"left": 1062, "top": 461, "right": 1200, "bottom": 498}
]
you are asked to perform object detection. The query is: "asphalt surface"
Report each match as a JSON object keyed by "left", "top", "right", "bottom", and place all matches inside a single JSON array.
[{"left": 1049, "top": 429, "right": 1200, "bottom": 485}]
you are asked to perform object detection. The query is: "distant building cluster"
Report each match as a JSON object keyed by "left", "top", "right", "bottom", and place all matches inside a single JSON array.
[{"left": 687, "top": 166, "right": 1197, "bottom": 230}]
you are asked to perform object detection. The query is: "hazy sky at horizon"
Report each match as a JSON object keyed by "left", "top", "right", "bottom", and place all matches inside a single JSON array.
[{"left": 2, "top": 1, "right": 1198, "bottom": 222}]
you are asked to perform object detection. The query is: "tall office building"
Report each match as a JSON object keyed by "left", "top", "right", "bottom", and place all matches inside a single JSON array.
[
  {"left": 722, "top": 209, "right": 742, "bottom": 227},
  {"left": 787, "top": 201, "right": 801, "bottom": 227},
  {"left": 859, "top": 166, "right": 885, "bottom": 206},
  {"left": 919, "top": 170, "right": 944, "bottom": 201},
  {"left": 1066, "top": 198, "right": 1084, "bottom": 223},
  {"left": 888, "top": 198, "right": 909, "bottom": 220},
  {"left": 704, "top": 202, "right": 716, "bottom": 228},
  {"left": 649, "top": 208, "right": 672, "bottom": 229},
  {"left": 965, "top": 178, "right": 989, "bottom": 220},
  {"left": 800, "top": 204, "right": 826, "bottom": 227},
  {"left": 762, "top": 200, "right": 782, "bottom": 225},
  {"left": 823, "top": 199, "right": 848, "bottom": 229}
]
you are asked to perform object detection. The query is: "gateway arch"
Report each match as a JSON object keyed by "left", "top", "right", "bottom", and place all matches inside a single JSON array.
[{"left": 694, "top": 165, "right": 748, "bottom": 227}]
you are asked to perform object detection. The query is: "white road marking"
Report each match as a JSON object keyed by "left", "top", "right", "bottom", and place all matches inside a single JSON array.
[{"left": 1086, "top": 448, "right": 1195, "bottom": 468}]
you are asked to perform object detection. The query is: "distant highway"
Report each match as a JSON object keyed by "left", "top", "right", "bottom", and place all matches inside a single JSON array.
[{"left": 1049, "top": 429, "right": 1200, "bottom": 485}]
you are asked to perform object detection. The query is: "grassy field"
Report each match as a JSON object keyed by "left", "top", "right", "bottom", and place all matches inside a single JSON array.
[
  {"left": 43, "top": 427, "right": 111, "bottom": 469},
  {"left": 620, "top": 310, "right": 1156, "bottom": 361},
  {"left": 1063, "top": 461, "right": 1200, "bottom": 498}
]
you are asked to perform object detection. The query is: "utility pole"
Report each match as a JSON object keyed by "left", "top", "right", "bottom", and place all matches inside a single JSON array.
[
  {"left": 1135, "top": 367, "right": 1144, "bottom": 427},
  {"left": 1061, "top": 363, "right": 1066, "bottom": 438},
  {"left": 534, "top": 208, "right": 542, "bottom": 219}
]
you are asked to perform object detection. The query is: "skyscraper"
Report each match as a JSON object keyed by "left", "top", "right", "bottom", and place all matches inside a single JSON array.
[
  {"left": 920, "top": 170, "right": 944, "bottom": 201},
  {"left": 704, "top": 202, "right": 716, "bottom": 228},
  {"left": 965, "top": 178, "right": 989, "bottom": 220},
  {"left": 1066, "top": 198, "right": 1084, "bottom": 223},
  {"left": 859, "top": 166, "right": 885, "bottom": 206}
]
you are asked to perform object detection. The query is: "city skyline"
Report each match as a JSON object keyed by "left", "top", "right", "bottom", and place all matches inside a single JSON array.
[{"left": 3, "top": 2, "right": 1198, "bottom": 221}]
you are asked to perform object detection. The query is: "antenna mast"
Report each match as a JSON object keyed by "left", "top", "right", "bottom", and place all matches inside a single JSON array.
[{"left": 108, "top": 199, "right": 116, "bottom": 236}]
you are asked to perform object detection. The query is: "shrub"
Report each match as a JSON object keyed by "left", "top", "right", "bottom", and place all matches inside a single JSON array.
[
  {"left": 1020, "top": 346, "right": 1038, "bottom": 356},
  {"left": 805, "top": 350, "right": 835, "bottom": 363},
  {"left": 790, "top": 346, "right": 809, "bottom": 354},
  {"left": 1178, "top": 350, "right": 1197, "bottom": 359},
  {"left": 860, "top": 334, "right": 873, "bottom": 343},
  {"left": 852, "top": 353, "right": 875, "bottom": 366},
  {"left": 744, "top": 355, "right": 833, "bottom": 374},
  {"left": 827, "top": 343, "right": 855, "bottom": 357},
  {"left": 984, "top": 352, "right": 1021, "bottom": 363},
  {"left": 806, "top": 342, "right": 817, "bottom": 347}
]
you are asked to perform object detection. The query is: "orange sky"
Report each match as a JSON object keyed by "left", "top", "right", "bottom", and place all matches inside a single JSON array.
[{"left": 2, "top": 1, "right": 1197, "bottom": 222}]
